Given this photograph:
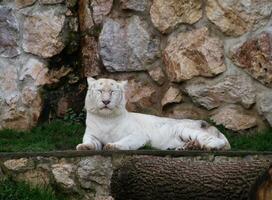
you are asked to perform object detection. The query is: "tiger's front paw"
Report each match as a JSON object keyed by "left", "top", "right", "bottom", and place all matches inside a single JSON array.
[
  {"left": 178, "top": 140, "right": 203, "bottom": 151},
  {"left": 76, "top": 143, "right": 96, "bottom": 151},
  {"left": 103, "top": 143, "right": 122, "bottom": 151}
]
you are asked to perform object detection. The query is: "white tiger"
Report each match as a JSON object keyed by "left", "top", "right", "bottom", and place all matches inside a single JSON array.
[{"left": 76, "top": 77, "right": 231, "bottom": 151}]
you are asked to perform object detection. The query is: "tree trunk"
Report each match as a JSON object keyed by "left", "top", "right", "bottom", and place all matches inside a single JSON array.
[{"left": 111, "top": 156, "right": 272, "bottom": 200}]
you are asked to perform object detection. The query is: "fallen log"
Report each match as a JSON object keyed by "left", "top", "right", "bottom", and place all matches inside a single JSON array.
[{"left": 111, "top": 156, "right": 272, "bottom": 200}]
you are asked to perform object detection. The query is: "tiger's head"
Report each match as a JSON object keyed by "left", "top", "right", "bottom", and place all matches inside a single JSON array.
[{"left": 85, "top": 77, "right": 127, "bottom": 116}]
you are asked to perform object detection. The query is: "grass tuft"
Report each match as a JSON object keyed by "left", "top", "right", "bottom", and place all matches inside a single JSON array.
[
  {"left": 0, "top": 120, "right": 84, "bottom": 152},
  {"left": 0, "top": 179, "right": 64, "bottom": 200}
]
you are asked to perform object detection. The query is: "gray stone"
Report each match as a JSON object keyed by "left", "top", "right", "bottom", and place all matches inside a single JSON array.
[
  {"left": 210, "top": 105, "right": 257, "bottom": 131},
  {"left": 121, "top": 0, "right": 149, "bottom": 12},
  {"left": 77, "top": 156, "right": 112, "bottom": 195},
  {"left": 185, "top": 75, "right": 256, "bottom": 110},
  {"left": 99, "top": 16, "right": 160, "bottom": 72},
  {"left": 22, "top": 7, "right": 66, "bottom": 58},
  {"left": 91, "top": 0, "right": 113, "bottom": 25},
  {"left": 0, "top": 6, "right": 20, "bottom": 58},
  {"left": 257, "top": 92, "right": 272, "bottom": 127}
]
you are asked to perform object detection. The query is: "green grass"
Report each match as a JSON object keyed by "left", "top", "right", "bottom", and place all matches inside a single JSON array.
[
  {"left": 0, "top": 179, "right": 64, "bottom": 200},
  {"left": 0, "top": 120, "right": 84, "bottom": 152},
  {"left": 225, "top": 130, "right": 272, "bottom": 151},
  {"left": 0, "top": 120, "right": 271, "bottom": 152}
]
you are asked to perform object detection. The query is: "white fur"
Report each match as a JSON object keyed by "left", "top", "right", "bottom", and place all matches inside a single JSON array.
[{"left": 76, "top": 78, "right": 231, "bottom": 151}]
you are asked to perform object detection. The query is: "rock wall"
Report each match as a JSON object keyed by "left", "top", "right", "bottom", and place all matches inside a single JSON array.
[
  {"left": 0, "top": 151, "right": 271, "bottom": 200},
  {"left": 0, "top": 0, "right": 272, "bottom": 131}
]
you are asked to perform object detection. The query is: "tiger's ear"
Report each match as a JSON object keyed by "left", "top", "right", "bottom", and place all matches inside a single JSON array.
[
  {"left": 87, "top": 77, "right": 96, "bottom": 87},
  {"left": 119, "top": 80, "right": 128, "bottom": 90}
]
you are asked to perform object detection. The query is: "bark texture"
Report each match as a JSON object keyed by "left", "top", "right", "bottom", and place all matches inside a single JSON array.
[{"left": 111, "top": 156, "right": 271, "bottom": 200}]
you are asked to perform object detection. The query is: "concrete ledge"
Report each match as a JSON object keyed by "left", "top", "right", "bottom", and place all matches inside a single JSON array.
[
  {"left": 0, "top": 150, "right": 272, "bottom": 159},
  {"left": 0, "top": 150, "right": 272, "bottom": 200}
]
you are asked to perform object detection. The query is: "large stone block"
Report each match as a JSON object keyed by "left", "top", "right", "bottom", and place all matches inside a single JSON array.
[
  {"left": 52, "top": 163, "right": 76, "bottom": 191},
  {"left": 22, "top": 7, "right": 66, "bottom": 58},
  {"left": 0, "top": 6, "right": 20, "bottom": 58},
  {"left": 230, "top": 30, "right": 272, "bottom": 87},
  {"left": 150, "top": 0, "right": 202, "bottom": 33},
  {"left": 206, "top": 0, "right": 272, "bottom": 36},
  {"left": 185, "top": 75, "right": 256, "bottom": 110},
  {"left": 77, "top": 156, "right": 112, "bottom": 196},
  {"left": 163, "top": 27, "right": 226, "bottom": 82},
  {"left": 210, "top": 105, "right": 257, "bottom": 131},
  {"left": 99, "top": 16, "right": 160, "bottom": 72}
]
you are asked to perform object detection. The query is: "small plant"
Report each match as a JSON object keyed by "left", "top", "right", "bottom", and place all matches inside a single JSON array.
[{"left": 63, "top": 108, "right": 86, "bottom": 124}]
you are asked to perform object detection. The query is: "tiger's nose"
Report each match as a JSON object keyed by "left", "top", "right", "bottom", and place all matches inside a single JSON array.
[{"left": 102, "top": 100, "right": 110, "bottom": 105}]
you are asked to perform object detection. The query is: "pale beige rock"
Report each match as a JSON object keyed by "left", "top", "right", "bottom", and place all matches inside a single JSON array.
[
  {"left": 91, "top": 0, "right": 113, "bottom": 25},
  {"left": 4, "top": 158, "right": 34, "bottom": 172},
  {"left": 52, "top": 163, "right": 76, "bottom": 190},
  {"left": 206, "top": 0, "right": 272, "bottom": 36},
  {"left": 148, "top": 67, "right": 165, "bottom": 85},
  {"left": 22, "top": 7, "right": 66, "bottom": 58},
  {"left": 161, "top": 86, "right": 182, "bottom": 107},
  {"left": 15, "top": 0, "right": 36, "bottom": 9},
  {"left": 211, "top": 105, "right": 257, "bottom": 131},
  {"left": 185, "top": 75, "right": 256, "bottom": 110},
  {"left": 17, "top": 169, "right": 50, "bottom": 187},
  {"left": 163, "top": 27, "right": 226, "bottom": 82},
  {"left": 150, "top": 0, "right": 202, "bottom": 33},
  {"left": 0, "top": 57, "right": 44, "bottom": 131},
  {"left": 19, "top": 57, "right": 50, "bottom": 86}
]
